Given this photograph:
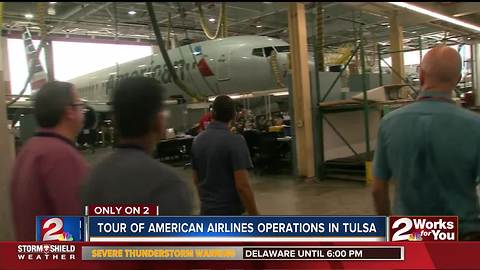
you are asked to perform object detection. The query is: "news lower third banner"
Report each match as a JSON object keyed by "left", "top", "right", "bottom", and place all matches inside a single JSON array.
[
  {"left": 5, "top": 214, "right": 463, "bottom": 269},
  {"left": 86, "top": 216, "right": 386, "bottom": 242}
]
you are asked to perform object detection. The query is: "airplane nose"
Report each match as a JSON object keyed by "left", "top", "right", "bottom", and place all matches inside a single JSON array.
[
  {"left": 274, "top": 53, "right": 289, "bottom": 72},
  {"left": 276, "top": 54, "right": 316, "bottom": 73}
]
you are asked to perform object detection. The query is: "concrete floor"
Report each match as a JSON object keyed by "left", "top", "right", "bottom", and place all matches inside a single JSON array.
[{"left": 83, "top": 147, "right": 376, "bottom": 215}]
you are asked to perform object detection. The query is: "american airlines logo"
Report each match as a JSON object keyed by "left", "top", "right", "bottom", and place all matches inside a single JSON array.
[
  {"left": 105, "top": 56, "right": 214, "bottom": 91},
  {"left": 17, "top": 244, "right": 76, "bottom": 261}
]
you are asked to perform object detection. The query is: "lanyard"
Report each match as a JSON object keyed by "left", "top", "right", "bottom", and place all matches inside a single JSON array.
[{"left": 416, "top": 95, "right": 455, "bottom": 104}]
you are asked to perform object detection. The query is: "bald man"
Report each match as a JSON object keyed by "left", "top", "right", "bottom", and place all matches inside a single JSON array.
[{"left": 372, "top": 46, "right": 480, "bottom": 240}]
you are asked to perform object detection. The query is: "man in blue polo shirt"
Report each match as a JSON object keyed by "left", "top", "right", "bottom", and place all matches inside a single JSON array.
[
  {"left": 372, "top": 46, "right": 480, "bottom": 239},
  {"left": 192, "top": 95, "right": 259, "bottom": 215}
]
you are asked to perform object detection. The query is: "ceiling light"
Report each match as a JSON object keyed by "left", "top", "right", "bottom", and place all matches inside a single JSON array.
[
  {"left": 272, "top": 91, "right": 289, "bottom": 96},
  {"left": 389, "top": 2, "right": 480, "bottom": 32},
  {"left": 47, "top": 7, "right": 56, "bottom": 15},
  {"left": 49, "top": 2, "right": 57, "bottom": 4},
  {"left": 230, "top": 94, "right": 253, "bottom": 99},
  {"left": 128, "top": 10, "right": 136, "bottom": 15},
  {"left": 256, "top": 25, "right": 263, "bottom": 28},
  {"left": 24, "top": 13, "right": 34, "bottom": 19},
  {"left": 208, "top": 18, "right": 215, "bottom": 22}
]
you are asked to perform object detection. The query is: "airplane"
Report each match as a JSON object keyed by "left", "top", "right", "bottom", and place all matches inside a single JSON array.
[
  {"left": 7, "top": 34, "right": 308, "bottom": 134},
  {"left": 8, "top": 32, "right": 382, "bottom": 165},
  {"left": 68, "top": 35, "right": 299, "bottom": 112}
]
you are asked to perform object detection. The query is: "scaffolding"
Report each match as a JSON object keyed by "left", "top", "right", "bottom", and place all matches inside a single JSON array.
[
  {"left": 312, "top": 14, "right": 428, "bottom": 182},
  {"left": 312, "top": 27, "right": 474, "bottom": 181},
  {"left": 377, "top": 35, "right": 472, "bottom": 98},
  {"left": 311, "top": 10, "right": 376, "bottom": 181}
]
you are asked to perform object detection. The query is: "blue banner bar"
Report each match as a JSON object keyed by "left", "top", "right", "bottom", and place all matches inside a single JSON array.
[{"left": 88, "top": 216, "right": 386, "bottom": 238}]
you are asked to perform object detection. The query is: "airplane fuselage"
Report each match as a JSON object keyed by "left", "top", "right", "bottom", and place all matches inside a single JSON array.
[{"left": 70, "top": 35, "right": 293, "bottom": 109}]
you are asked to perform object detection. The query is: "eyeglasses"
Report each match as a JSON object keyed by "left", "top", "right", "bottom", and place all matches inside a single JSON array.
[{"left": 71, "top": 101, "right": 88, "bottom": 113}]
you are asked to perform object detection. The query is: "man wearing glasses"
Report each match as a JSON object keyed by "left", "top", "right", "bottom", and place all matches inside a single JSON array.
[{"left": 10, "top": 81, "right": 89, "bottom": 241}]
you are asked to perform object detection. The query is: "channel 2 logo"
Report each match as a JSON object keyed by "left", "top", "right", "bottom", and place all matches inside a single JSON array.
[
  {"left": 36, "top": 216, "right": 85, "bottom": 242},
  {"left": 389, "top": 216, "right": 458, "bottom": 241},
  {"left": 41, "top": 218, "right": 66, "bottom": 241}
]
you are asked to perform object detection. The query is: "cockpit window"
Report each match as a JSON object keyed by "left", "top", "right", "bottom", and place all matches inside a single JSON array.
[
  {"left": 264, "top": 47, "right": 275, "bottom": 57},
  {"left": 252, "top": 48, "right": 264, "bottom": 57},
  {"left": 252, "top": 46, "right": 288, "bottom": 57},
  {"left": 275, "top": 46, "right": 290, "bottom": 53}
]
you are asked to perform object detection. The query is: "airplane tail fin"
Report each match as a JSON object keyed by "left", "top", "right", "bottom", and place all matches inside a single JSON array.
[{"left": 22, "top": 27, "right": 47, "bottom": 93}]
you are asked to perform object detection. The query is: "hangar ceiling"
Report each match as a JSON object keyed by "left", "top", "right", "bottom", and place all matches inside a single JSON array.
[{"left": 1, "top": 2, "right": 480, "bottom": 53}]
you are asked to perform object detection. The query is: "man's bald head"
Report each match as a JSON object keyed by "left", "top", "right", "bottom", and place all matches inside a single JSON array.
[{"left": 420, "top": 46, "right": 462, "bottom": 91}]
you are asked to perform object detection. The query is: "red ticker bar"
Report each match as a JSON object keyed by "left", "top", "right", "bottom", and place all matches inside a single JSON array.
[
  {"left": 86, "top": 205, "right": 158, "bottom": 216},
  {"left": 1, "top": 242, "right": 480, "bottom": 269}
]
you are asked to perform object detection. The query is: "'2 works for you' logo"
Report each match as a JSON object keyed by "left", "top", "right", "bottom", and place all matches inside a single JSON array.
[{"left": 389, "top": 216, "right": 458, "bottom": 241}]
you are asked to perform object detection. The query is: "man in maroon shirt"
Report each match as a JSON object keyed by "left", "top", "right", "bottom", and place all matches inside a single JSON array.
[{"left": 10, "top": 81, "right": 89, "bottom": 241}]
